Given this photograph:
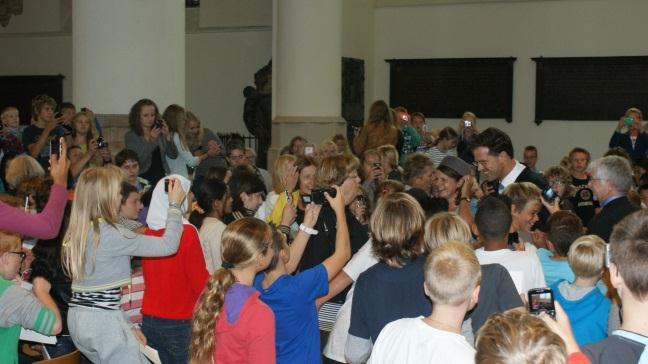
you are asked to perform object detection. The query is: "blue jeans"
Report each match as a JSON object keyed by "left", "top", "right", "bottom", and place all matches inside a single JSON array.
[{"left": 142, "top": 315, "right": 191, "bottom": 364}]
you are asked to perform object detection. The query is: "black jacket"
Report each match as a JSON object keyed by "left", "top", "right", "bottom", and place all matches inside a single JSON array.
[{"left": 588, "top": 196, "right": 639, "bottom": 242}]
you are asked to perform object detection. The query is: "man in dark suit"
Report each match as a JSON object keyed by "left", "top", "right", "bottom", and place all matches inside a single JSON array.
[
  {"left": 587, "top": 156, "right": 640, "bottom": 242},
  {"left": 470, "top": 127, "right": 547, "bottom": 195},
  {"left": 471, "top": 127, "right": 549, "bottom": 229}
]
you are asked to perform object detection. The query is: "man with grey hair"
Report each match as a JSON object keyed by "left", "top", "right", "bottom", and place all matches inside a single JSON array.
[{"left": 586, "top": 155, "right": 639, "bottom": 241}]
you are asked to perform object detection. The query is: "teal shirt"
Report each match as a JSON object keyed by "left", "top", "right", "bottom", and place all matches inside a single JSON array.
[{"left": 399, "top": 125, "right": 422, "bottom": 165}]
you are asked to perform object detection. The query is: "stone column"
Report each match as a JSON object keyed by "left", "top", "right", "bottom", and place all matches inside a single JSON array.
[
  {"left": 72, "top": 0, "right": 185, "bottom": 150},
  {"left": 270, "top": 0, "right": 345, "bottom": 166}
]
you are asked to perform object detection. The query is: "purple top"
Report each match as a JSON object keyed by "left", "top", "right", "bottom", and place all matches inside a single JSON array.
[
  {"left": 224, "top": 283, "right": 256, "bottom": 324},
  {"left": 0, "top": 184, "right": 67, "bottom": 239}
]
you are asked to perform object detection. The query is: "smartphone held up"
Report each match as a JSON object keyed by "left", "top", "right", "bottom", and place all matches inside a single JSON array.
[{"left": 528, "top": 288, "right": 556, "bottom": 318}]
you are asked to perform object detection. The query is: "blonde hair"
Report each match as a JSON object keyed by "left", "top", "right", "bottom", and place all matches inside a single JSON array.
[
  {"left": 503, "top": 182, "right": 541, "bottom": 213},
  {"left": 185, "top": 111, "right": 205, "bottom": 152},
  {"left": 62, "top": 166, "right": 123, "bottom": 281},
  {"left": 0, "top": 229, "right": 21, "bottom": 255},
  {"left": 462, "top": 111, "right": 477, "bottom": 121},
  {"left": 568, "top": 235, "right": 606, "bottom": 279},
  {"left": 331, "top": 134, "right": 352, "bottom": 157},
  {"left": 424, "top": 212, "right": 472, "bottom": 251},
  {"left": 317, "top": 154, "right": 360, "bottom": 187},
  {"left": 476, "top": 310, "right": 567, "bottom": 364},
  {"left": 1, "top": 106, "right": 18, "bottom": 123},
  {"left": 70, "top": 111, "right": 97, "bottom": 147},
  {"left": 271, "top": 154, "right": 297, "bottom": 194},
  {"left": 625, "top": 107, "right": 643, "bottom": 120},
  {"left": 425, "top": 240, "right": 480, "bottom": 305},
  {"left": 5, "top": 155, "right": 45, "bottom": 189},
  {"left": 319, "top": 139, "right": 337, "bottom": 155},
  {"left": 377, "top": 144, "right": 399, "bottom": 170},
  {"left": 189, "top": 218, "right": 271, "bottom": 363},
  {"left": 370, "top": 192, "right": 427, "bottom": 268},
  {"left": 374, "top": 179, "right": 404, "bottom": 202},
  {"left": 163, "top": 104, "right": 190, "bottom": 150}
]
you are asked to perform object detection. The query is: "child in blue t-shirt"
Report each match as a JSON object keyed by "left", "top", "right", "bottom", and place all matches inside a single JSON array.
[
  {"left": 551, "top": 235, "right": 614, "bottom": 346},
  {"left": 537, "top": 211, "right": 582, "bottom": 286},
  {"left": 255, "top": 186, "right": 350, "bottom": 364}
]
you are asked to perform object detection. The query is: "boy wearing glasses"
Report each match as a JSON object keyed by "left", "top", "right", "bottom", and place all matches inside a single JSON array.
[{"left": 0, "top": 230, "right": 62, "bottom": 363}]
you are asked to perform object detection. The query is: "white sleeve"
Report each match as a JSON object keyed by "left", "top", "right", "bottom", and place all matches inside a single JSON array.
[
  {"left": 174, "top": 133, "right": 200, "bottom": 167},
  {"left": 531, "top": 254, "right": 547, "bottom": 287},
  {"left": 255, "top": 192, "right": 278, "bottom": 221},
  {"left": 342, "top": 240, "right": 378, "bottom": 281}
]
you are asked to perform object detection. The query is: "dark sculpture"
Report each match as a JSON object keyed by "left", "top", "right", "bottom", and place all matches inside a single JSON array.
[{"left": 243, "top": 60, "right": 272, "bottom": 168}]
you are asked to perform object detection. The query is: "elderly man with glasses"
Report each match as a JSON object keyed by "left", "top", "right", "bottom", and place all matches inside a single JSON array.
[{"left": 587, "top": 156, "right": 640, "bottom": 242}]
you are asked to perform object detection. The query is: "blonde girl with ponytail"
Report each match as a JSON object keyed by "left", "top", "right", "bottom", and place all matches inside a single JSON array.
[{"left": 190, "top": 217, "right": 276, "bottom": 364}]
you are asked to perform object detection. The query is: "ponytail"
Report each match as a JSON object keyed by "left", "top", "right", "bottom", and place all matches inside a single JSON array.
[
  {"left": 188, "top": 217, "right": 272, "bottom": 363},
  {"left": 190, "top": 178, "right": 228, "bottom": 229},
  {"left": 188, "top": 210, "right": 207, "bottom": 229},
  {"left": 189, "top": 268, "right": 236, "bottom": 363}
]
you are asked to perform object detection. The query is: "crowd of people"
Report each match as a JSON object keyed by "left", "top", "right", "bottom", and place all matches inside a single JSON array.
[{"left": 0, "top": 95, "right": 647, "bottom": 363}]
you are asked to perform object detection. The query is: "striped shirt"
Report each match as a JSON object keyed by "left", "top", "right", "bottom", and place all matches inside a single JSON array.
[
  {"left": 425, "top": 146, "right": 457, "bottom": 167},
  {"left": 70, "top": 287, "right": 122, "bottom": 310},
  {"left": 120, "top": 268, "right": 145, "bottom": 324}
]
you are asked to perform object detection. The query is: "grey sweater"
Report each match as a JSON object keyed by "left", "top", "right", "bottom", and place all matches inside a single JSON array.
[
  {"left": 71, "top": 207, "right": 183, "bottom": 292},
  {"left": 124, "top": 130, "right": 178, "bottom": 175}
]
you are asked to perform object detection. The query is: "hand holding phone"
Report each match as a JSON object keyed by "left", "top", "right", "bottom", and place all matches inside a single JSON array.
[{"left": 528, "top": 288, "right": 555, "bottom": 318}]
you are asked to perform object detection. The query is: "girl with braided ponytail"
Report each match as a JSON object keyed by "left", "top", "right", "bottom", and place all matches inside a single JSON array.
[{"left": 189, "top": 217, "right": 276, "bottom": 364}]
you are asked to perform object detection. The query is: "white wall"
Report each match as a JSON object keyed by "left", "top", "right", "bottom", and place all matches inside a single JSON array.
[
  {"left": 342, "top": 0, "right": 374, "bottom": 118},
  {"left": 374, "top": 0, "right": 648, "bottom": 169},
  {"left": 0, "top": 0, "right": 271, "bottom": 135},
  {"left": 186, "top": 30, "right": 271, "bottom": 135}
]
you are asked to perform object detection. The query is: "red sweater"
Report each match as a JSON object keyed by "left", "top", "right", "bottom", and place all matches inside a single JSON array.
[
  {"left": 141, "top": 224, "right": 209, "bottom": 320},
  {"left": 214, "top": 292, "right": 275, "bottom": 364}
]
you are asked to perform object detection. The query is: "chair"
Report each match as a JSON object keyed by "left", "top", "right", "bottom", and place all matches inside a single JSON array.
[{"left": 33, "top": 349, "right": 81, "bottom": 364}]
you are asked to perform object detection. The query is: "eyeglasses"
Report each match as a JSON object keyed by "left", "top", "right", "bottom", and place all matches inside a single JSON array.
[
  {"left": 8, "top": 251, "right": 26, "bottom": 261},
  {"left": 549, "top": 180, "right": 564, "bottom": 187},
  {"left": 472, "top": 160, "right": 489, "bottom": 168}
]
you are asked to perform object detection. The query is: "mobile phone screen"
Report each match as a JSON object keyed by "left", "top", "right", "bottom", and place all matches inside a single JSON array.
[{"left": 528, "top": 288, "right": 555, "bottom": 318}]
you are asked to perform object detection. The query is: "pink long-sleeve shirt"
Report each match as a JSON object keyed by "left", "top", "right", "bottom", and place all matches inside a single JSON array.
[{"left": 0, "top": 184, "right": 67, "bottom": 239}]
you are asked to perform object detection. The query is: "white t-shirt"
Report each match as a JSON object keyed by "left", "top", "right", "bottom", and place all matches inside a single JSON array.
[
  {"left": 475, "top": 248, "right": 546, "bottom": 294},
  {"left": 198, "top": 217, "right": 226, "bottom": 274},
  {"left": 323, "top": 240, "right": 378, "bottom": 362},
  {"left": 369, "top": 316, "right": 475, "bottom": 364},
  {"left": 255, "top": 191, "right": 278, "bottom": 222}
]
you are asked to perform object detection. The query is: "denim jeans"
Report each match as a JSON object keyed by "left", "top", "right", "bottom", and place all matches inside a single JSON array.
[{"left": 142, "top": 315, "right": 191, "bottom": 364}]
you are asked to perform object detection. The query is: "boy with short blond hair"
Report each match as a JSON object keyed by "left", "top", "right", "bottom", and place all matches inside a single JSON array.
[
  {"left": 369, "top": 241, "right": 480, "bottom": 364},
  {"left": 0, "top": 230, "right": 62, "bottom": 363},
  {"left": 551, "top": 235, "right": 612, "bottom": 346}
]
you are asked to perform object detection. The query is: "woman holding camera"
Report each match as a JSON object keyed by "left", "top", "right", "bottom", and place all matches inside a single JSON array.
[
  {"left": 294, "top": 155, "right": 368, "bottom": 273},
  {"left": 125, "top": 99, "right": 178, "bottom": 186}
]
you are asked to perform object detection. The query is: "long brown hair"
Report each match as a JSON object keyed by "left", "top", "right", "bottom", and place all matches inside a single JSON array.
[{"left": 189, "top": 218, "right": 271, "bottom": 363}]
